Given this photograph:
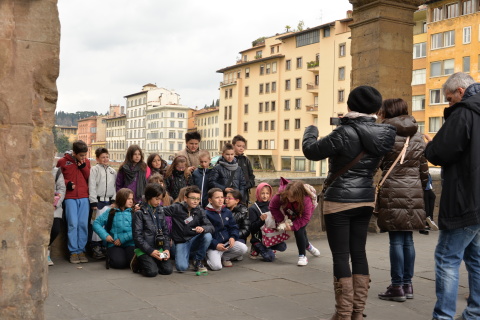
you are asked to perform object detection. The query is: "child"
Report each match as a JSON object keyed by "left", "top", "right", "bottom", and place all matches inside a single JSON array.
[
  {"left": 49, "top": 166, "right": 66, "bottom": 266},
  {"left": 56, "top": 141, "right": 91, "bottom": 264},
  {"left": 131, "top": 183, "right": 173, "bottom": 277},
  {"left": 225, "top": 189, "right": 250, "bottom": 244},
  {"left": 147, "top": 153, "right": 168, "bottom": 177},
  {"left": 174, "top": 187, "right": 188, "bottom": 203},
  {"left": 88, "top": 147, "right": 117, "bottom": 259},
  {"left": 248, "top": 183, "right": 286, "bottom": 262},
  {"left": 175, "top": 131, "right": 202, "bottom": 171},
  {"left": 192, "top": 150, "right": 214, "bottom": 208},
  {"left": 116, "top": 145, "right": 150, "bottom": 203},
  {"left": 148, "top": 173, "right": 172, "bottom": 206},
  {"left": 205, "top": 188, "right": 248, "bottom": 270},
  {"left": 93, "top": 188, "right": 135, "bottom": 269},
  {"left": 210, "top": 143, "right": 246, "bottom": 194},
  {"left": 269, "top": 179, "right": 320, "bottom": 266},
  {"left": 164, "top": 155, "right": 193, "bottom": 200},
  {"left": 232, "top": 135, "right": 255, "bottom": 204},
  {"left": 163, "top": 186, "right": 213, "bottom": 272}
]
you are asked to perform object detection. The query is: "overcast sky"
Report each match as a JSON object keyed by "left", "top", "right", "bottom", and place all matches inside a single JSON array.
[{"left": 57, "top": 0, "right": 353, "bottom": 113}]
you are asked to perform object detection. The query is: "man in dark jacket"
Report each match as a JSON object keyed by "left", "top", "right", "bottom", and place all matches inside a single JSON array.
[{"left": 425, "top": 72, "right": 480, "bottom": 320}]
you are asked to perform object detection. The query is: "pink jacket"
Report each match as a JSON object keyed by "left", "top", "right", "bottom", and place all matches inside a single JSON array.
[{"left": 269, "top": 193, "right": 313, "bottom": 231}]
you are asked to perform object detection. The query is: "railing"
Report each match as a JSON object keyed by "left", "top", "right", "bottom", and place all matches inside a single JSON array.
[
  {"left": 306, "top": 104, "right": 319, "bottom": 112},
  {"left": 220, "top": 79, "right": 237, "bottom": 86},
  {"left": 306, "top": 83, "right": 318, "bottom": 90}
]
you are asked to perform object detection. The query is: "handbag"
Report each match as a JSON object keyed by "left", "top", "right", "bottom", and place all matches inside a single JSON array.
[
  {"left": 373, "top": 136, "right": 410, "bottom": 215},
  {"left": 255, "top": 203, "right": 290, "bottom": 247},
  {"left": 319, "top": 150, "right": 366, "bottom": 231}
]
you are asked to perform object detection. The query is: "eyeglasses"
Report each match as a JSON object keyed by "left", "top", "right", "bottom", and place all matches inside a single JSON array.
[{"left": 187, "top": 197, "right": 201, "bottom": 201}]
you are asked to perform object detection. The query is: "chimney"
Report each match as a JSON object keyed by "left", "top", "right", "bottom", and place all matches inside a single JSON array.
[{"left": 347, "top": 10, "right": 353, "bottom": 18}]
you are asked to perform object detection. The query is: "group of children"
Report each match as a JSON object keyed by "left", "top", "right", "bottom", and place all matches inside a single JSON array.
[{"left": 51, "top": 132, "right": 320, "bottom": 275}]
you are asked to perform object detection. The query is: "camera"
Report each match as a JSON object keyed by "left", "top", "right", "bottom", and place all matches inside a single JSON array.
[
  {"left": 159, "top": 252, "right": 168, "bottom": 259},
  {"left": 330, "top": 117, "right": 341, "bottom": 126},
  {"left": 155, "top": 229, "right": 165, "bottom": 249}
]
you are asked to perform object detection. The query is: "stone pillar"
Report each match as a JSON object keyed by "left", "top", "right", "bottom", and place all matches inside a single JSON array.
[
  {"left": 0, "top": 1, "right": 60, "bottom": 319},
  {"left": 349, "top": 0, "right": 424, "bottom": 109}
]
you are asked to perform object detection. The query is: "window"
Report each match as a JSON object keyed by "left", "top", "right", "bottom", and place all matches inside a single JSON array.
[
  {"left": 245, "top": 68, "right": 250, "bottom": 78},
  {"left": 169, "top": 131, "right": 175, "bottom": 138},
  {"left": 245, "top": 86, "right": 249, "bottom": 96},
  {"left": 266, "top": 63, "right": 271, "bottom": 74},
  {"left": 265, "top": 101, "right": 270, "bottom": 112},
  {"left": 412, "top": 69, "right": 426, "bottom": 85},
  {"left": 413, "top": 42, "right": 427, "bottom": 58},
  {"left": 281, "top": 157, "right": 291, "bottom": 170},
  {"left": 417, "top": 121, "right": 425, "bottom": 134},
  {"left": 463, "top": 56, "right": 471, "bottom": 72},
  {"left": 295, "top": 118, "right": 301, "bottom": 129},
  {"left": 285, "top": 100, "right": 290, "bottom": 110},
  {"left": 430, "top": 89, "right": 447, "bottom": 105},
  {"left": 256, "top": 50, "right": 262, "bottom": 59},
  {"left": 169, "top": 143, "right": 174, "bottom": 151},
  {"left": 432, "top": 7, "right": 443, "bottom": 22},
  {"left": 224, "top": 90, "right": 228, "bottom": 99},
  {"left": 430, "top": 60, "right": 454, "bottom": 77},
  {"left": 294, "top": 157, "right": 306, "bottom": 171},
  {"left": 259, "top": 102, "right": 263, "bottom": 113},
  {"left": 296, "top": 77, "right": 302, "bottom": 89},
  {"left": 259, "top": 83, "right": 264, "bottom": 94},
  {"left": 323, "top": 27, "right": 330, "bottom": 37},
  {"left": 264, "top": 121, "right": 269, "bottom": 131},
  {"left": 338, "top": 67, "right": 345, "bottom": 80},
  {"left": 271, "top": 101, "right": 276, "bottom": 111},
  {"left": 431, "top": 33, "right": 443, "bottom": 49},
  {"left": 258, "top": 140, "right": 262, "bottom": 149},
  {"left": 244, "top": 104, "right": 248, "bottom": 114},
  {"left": 229, "top": 89, "right": 232, "bottom": 98},
  {"left": 412, "top": 95, "right": 426, "bottom": 111},
  {"left": 294, "top": 139, "right": 300, "bottom": 150},
  {"left": 228, "top": 123, "right": 231, "bottom": 137},
  {"left": 463, "top": 26, "right": 471, "bottom": 44},
  {"left": 272, "top": 82, "right": 277, "bottom": 92},
  {"left": 260, "top": 65, "right": 264, "bottom": 75},
  {"left": 271, "top": 47, "right": 275, "bottom": 54},
  {"left": 285, "top": 79, "right": 291, "bottom": 90},
  {"left": 264, "top": 140, "right": 268, "bottom": 149},
  {"left": 272, "top": 62, "right": 277, "bottom": 73},
  {"left": 431, "top": 30, "right": 455, "bottom": 49},
  {"left": 265, "top": 83, "right": 270, "bottom": 93},
  {"left": 444, "top": 30, "right": 455, "bottom": 47},
  {"left": 296, "top": 29, "right": 320, "bottom": 47},
  {"left": 229, "top": 105, "right": 232, "bottom": 120},
  {"left": 270, "top": 120, "right": 275, "bottom": 131},
  {"left": 284, "top": 119, "right": 290, "bottom": 130},
  {"left": 296, "top": 57, "right": 302, "bottom": 68},
  {"left": 244, "top": 122, "right": 248, "bottom": 132},
  {"left": 339, "top": 43, "right": 346, "bottom": 57},
  {"left": 224, "top": 124, "right": 227, "bottom": 137},
  {"left": 446, "top": 3, "right": 459, "bottom": 18},
  {"left": 429, "top": 117, "right": 444, "bottom": 132},
  {"left": 338, "top": 90, "right": 345, "bottom": 102},
  {"left": 283, "top": 139, "right": 289, "bottom": 150},
  {"left": 295, "top": 98, "right": 301, "bottom": 110},
  {"left": 224, "top": 107, "right": 228, "bottom": 120},
  {"left": 463, "top": 0, "right": 474, "bottom": 14},
  {"left": 286, "top": 59, "right": 291, "bottom": 70},
  {"left": 258, "top": 121, "right": 263, "bottom": 131}
]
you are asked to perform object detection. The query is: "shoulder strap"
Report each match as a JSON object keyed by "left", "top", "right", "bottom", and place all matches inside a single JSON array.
[
  {"left": 323, "top": 151, "right": 366, "bottom": 191},
  {"left": 377, "top": 136, "right": 410, "bottom": 190}
]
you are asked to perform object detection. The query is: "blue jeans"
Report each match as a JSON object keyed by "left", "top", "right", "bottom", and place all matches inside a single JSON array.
[
  {"left": 388, "top": 231, "right": 415, "bottom": 285},
  {"left": 174, "top": 233, "right": 212, "bottom": 272},
  {"left": 64, "top": 198, "right": 90, "bottom": 254},
  {"left": 433, "top": 224, "right": 480, "bottom": 320}
]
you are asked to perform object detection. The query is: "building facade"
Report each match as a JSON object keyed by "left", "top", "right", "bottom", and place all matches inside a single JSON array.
[
  {"left": 55, "top": 125, "right": 77, "bottom": 143},
  {"left": 105, "top": 114, "right": 126, "bottom": 162},
  {"left": 194, "top": 107, "right": 220, "bottom": 157},
  {"left": 76, "top": 116, "right": 97, "bottom": 158}
]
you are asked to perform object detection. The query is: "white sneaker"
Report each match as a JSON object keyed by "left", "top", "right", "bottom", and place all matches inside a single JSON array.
[
  {"left": 426, "top": 217, "right": 439, "bottom": 231},
  {"left": 297, "top": 255, "right": 308, "bottom": 266},
  {"left": 307, "top": 245, "right": 321, "bottom": 257}
]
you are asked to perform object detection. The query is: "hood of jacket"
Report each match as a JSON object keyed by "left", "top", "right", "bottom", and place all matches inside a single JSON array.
[
  {"left": 382, "top": 115, "right": 418, "bottom": 137},
  {"left": 255, "top": 182, "right": 273, "bottom": 201}
]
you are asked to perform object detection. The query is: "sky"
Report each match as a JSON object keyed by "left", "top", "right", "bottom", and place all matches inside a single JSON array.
[{"left": 57, "top": 0, "right": 353, "bottom": 113}]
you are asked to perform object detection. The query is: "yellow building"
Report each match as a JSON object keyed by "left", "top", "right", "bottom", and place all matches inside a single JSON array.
[
  {"left": 424, "top": 0, "right": 480, "bottom": 134},
  {"left": 412, "top": 7, "right": 428, "bottom": 134},
  {"left": 105, "top": 114, "right": 126, "bottom": 162},
  {"left": 217, "top": 15, "right": 353, "bottom": 175},
  {"left": 55, "top": 125, "right": 77, "bottom": 143},
  {"left": 194, "top": 107, "right": 220, "bottom": 157}
]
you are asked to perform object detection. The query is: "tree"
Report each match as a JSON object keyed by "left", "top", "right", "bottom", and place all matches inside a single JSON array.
[
  {"left": 297, "top": 20, "right": 305, "bottom": 32},
  {"left": 285, "top": 25, "right": 291, "bottom": 32},
  {"left": 53, "top": 127, "right": 71, "bottom": 154}
]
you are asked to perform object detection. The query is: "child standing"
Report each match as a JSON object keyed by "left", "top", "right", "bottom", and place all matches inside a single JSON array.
[
  {"left": 116, "top": 145, "right": 150, "bottom": 204},
  {"left": 49, "top": 166, "right": 66, "bottom": 266},
  {"left": 225, "top": 189, "right": 250, "bottom": 244},
  {"left": 147, "top": 153, "right": 168, "bottom": 178},
  {"left": 205, "top": 188, "right": 248, "bottom": 270},
  {"left": 93, "top": 188, "right": 135, "bottom": 269},
  {"left": 175, "top": 131, "right": 202, "bottom": 172},
  {"left": 88, "top": 147, "right": 117, "bottom": 259},
  {"left": 192, "top": 150, "right": 213, "bottom": 208},
  {"left": 269, "top": 179, "right": 320, "bottom": 266},
  {"left": 210, "top": 143, "right": 246, "bottom": 194},
  {"left": 56, "top": 141, "right": 91, "bottom": 264},
  {"left": 132, "top": 183, "right": 173, "bottom": 277},
  {"left": 164, "top": 155, "right": 193, "bottom": 200},
  {"left": 232, "top": 135, "right": 255, "bottom": 204},
  {"left": 248, "top": 183, "right": 286, "bottom": 262}
]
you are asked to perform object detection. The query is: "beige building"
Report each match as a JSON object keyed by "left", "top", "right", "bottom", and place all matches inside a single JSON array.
[
  {"left": 194, "top": 107, "right": 220, "bottom": 157},
  {"left": 105, "top": 114, "right": 126, "bottom": 162},
  {"left": 217, "top": 15, "right": 353, "bottom": 175},
  {"left": 55, "top": 125, "right": 77, "bottom": 143}
]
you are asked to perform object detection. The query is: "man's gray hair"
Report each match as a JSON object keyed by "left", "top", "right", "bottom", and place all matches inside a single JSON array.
[{"left": 443, "top": 72, "right": 475, "bottom": 94}]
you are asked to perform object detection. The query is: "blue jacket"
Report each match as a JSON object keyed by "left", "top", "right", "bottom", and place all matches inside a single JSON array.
[
  {"left": 192, "top": 166, "right": 213, "bottom": 208},
  {"left": 93, "top": 208, "right": 134, "bottom": 248},
  {"left": 205, "top": 204, "right": 239, "bottom": 250}
]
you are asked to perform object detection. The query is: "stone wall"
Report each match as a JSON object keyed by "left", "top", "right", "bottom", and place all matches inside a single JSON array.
[{"left": 0, "top": 1, "right": 60, "bottom": 319}]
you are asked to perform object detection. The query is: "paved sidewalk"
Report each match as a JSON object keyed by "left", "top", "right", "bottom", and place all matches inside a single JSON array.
[{"left": 45, "top": 232, "right": 469, "bottom": 320}]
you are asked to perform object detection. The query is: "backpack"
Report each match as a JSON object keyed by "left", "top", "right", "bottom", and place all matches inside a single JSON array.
[{"left": 303, "top": 184, "right": 318, "bottom": 209}]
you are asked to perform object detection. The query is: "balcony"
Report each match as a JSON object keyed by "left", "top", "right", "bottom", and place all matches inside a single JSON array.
[
  {"left": 306, "top": 104, "right": 318, "bottom": 112},
  {"left": 306, "top": 83, "right": 318, "bottom": 92},
  {"left": 307, "top": 61, "right": 319, "bottom": 72},
  {"left": 219, "top": 79, "right": 237, "bottom": 87}
]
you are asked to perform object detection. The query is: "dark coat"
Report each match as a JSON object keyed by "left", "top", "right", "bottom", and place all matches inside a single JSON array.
[
  {"left": 248, "top": 201, "right": 268, "bottom": 244},
  {"left": 133, "top": 204, "right": 171, "bottom": 256},
  {"left": 231, "top": 203, "right": 251, "bottom": 241},
  {"left": 376, "top": 115, "right": 429, "bottom": 231},
  {"left": 236, "top": 154, "right": 255, "bottom": 201},
  {"left": 210, "top": 158, "right": 246, "bottom": 192},
  {"left": 205, "top": 205, "right": 240, "bottom": 250},
  {"left": 163, "top": 202, "right": 214, "bottom": 244},
  {"left": 425, "top": 84, "right": 480, "bottom": 230},
  {"left": 192, "top": 166, "right": 213, "bottom": 208},
  {"left": 165, "top": 170, "right": 193, "bottom": 200},
  {"left": 302, "top": 116, "right": 396, "bottom": 203}
]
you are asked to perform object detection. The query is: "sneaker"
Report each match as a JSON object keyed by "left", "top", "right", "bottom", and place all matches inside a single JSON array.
[
  {"left": 47, "top": 255, "right": 54, "bottom": 266},
  {"left": 378, "top": 285, "right": 407, "bottom": 302},
  {"left": 193, "top": 260, "right": 207, "bottom": 273},
  {"left": 249, "top": 247, "right": 259, "bottom": 260},
  {"left": 78, "top": 252, "right": 89, "bottom": 263},
  {"left": 426, "top": 217, "right": 439, "bottom": 231},
  {"left": 70, "top": 253, "right": 80, "bottom": 264},
  {"left": 403, "top": 283, "right": 414, "bottom": 299},
  {"left": 297, "top": 255, "right": 308, "bottom": 266},
  {"left": 130, "top": 255, "right": 140, "bottom": 273},
  {"left": 307, "top": 244, "right": 321, "bottom": 257},
  {"left": 92, "top": 246, "right": 105, "bottom": 259},
  {"left": 222, "top": 260, "right": 233, "bottom": 267}
]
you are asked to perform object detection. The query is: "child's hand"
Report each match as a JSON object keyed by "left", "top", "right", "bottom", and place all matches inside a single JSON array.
[
  {"left": 106, "top": 235, "right": 114, "bottom": 243},
  {"left": 151, "top": 250, "right": 162, "bottom": 260},
  {"left": 134, "top": 204, "right": 140, "bottom": 211},
  {"left": 162, "top": 250, "right": 170, "bottom": 260},
  {"left": 225, "top": 188, "right": 233, "bottom": 192},
  {"left": 260, "top": 213, "right": 268, "bottom": 221},
  {"left": 188, "top": 166, "right": 196, "bottom": 173},
  {"left": 193, "top": 226, "right": 204, "bottom": 233},
  {"left": 228, "top": 238, "right": 235, "bottom": 249},
  {"left": 114, "top": 239, "right": 122, "bottom": 246},
  {"left": 216, "top": 243, "right": 228, "bottom": 251}
]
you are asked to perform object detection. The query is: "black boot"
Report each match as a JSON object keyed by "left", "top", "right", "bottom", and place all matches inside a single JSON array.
[{"left": 378, "top": 285, "right": 406, "bottom": 302}]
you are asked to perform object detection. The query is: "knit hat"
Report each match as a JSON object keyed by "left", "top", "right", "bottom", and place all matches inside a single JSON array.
[{"left": 347, "top": 86, "right": 383, "bottom": 114}]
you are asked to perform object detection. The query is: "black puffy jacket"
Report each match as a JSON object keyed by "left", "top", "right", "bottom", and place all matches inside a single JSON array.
[
  {"left": 165, "top": 169, "right": 193, "bottom": 200},
  {"left": 302, "top": 116, "right": 396, "bottom": 202},
  {"left": 210, "top": 158, "right": 246, "bottom": 192},
  {"left": 133, "top": 204, "right": 171, "bottom": 256},
  {"left": 231, "top": 204, "right": 251, "bottom": 241}
]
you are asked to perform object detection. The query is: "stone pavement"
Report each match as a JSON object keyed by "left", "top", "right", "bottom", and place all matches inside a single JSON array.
[{"left": 45, "top": 232, "right": 469, "bottom": 320}]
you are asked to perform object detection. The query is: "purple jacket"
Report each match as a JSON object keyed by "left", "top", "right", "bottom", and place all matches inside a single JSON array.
[
  {"left": 115, "top": 166, "right": 150, "bottom": 203},
  {"left": 269, "top": 194, "right": 313, "bottom": 231}
]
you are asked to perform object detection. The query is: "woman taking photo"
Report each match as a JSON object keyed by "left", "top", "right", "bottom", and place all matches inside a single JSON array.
[
  {"left": 376, "top": 98, "right": 428, "bottom": 302},
  {"left": 303, "top": 86, "right": 396, "bottom": 319}
]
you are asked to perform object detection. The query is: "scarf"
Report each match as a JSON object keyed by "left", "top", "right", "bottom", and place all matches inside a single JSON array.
[
  {"left": 122, "top": 163, "right": 146, "bottom": 201},
  {"left": 218, "top": 158, "right": 238, "bottom": 171},
  {"left": 344, "top": 111, "right": 377, "bottom": 119}
]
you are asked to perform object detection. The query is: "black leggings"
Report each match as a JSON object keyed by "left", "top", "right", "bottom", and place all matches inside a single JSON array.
[
  {"left": 107, "top": 246, "right": 135, "bottom": 269},
  {"left": 294, "top": 225, "right": 310, "bottom": 256},
  {"left": 49, "top": 218, "right": 62, "bottom": 246},
  {"left": 324, "top": 206, "right": 372, "bottom": 279}
]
